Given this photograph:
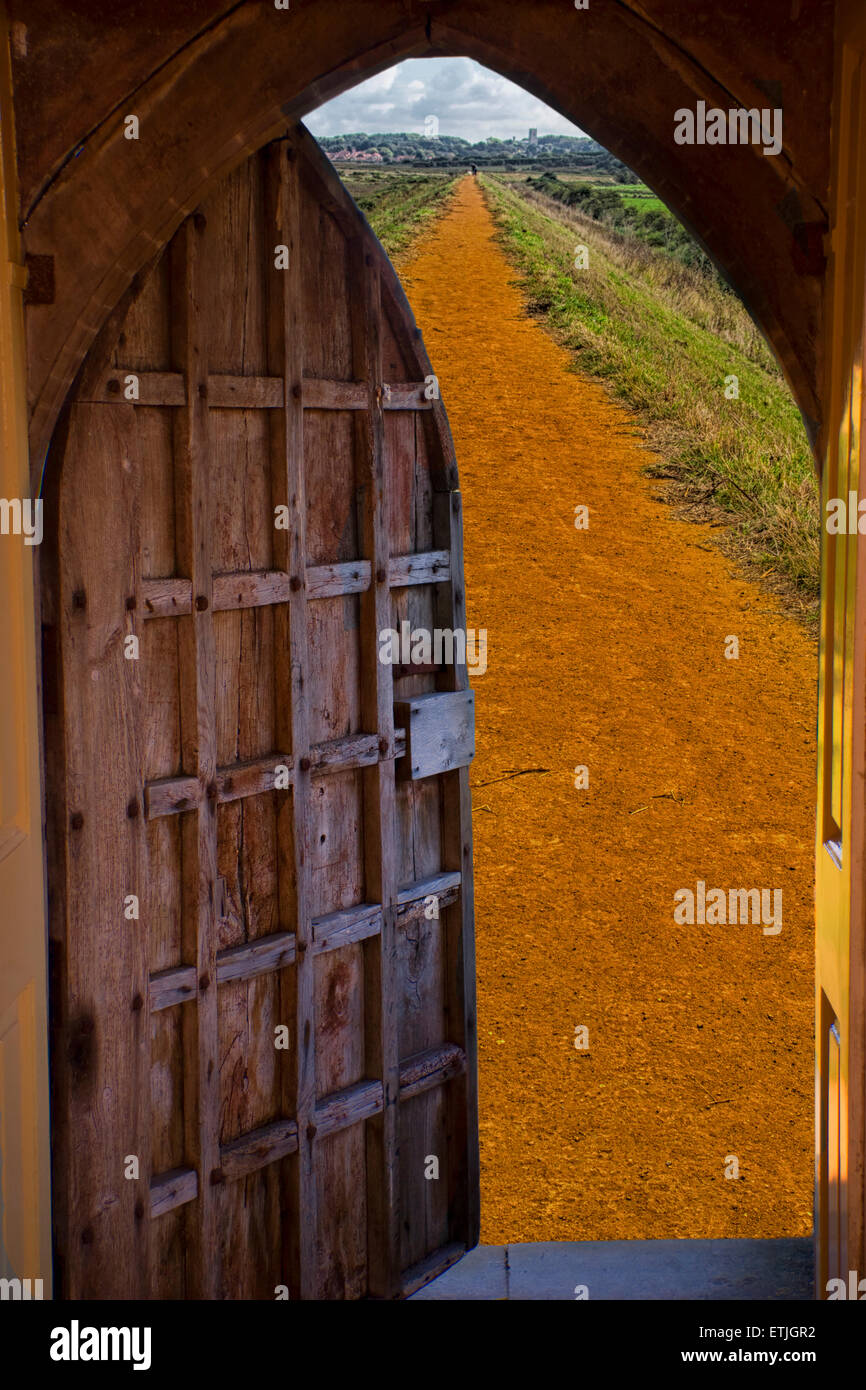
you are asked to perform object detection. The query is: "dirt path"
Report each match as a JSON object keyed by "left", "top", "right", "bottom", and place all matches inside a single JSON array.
[{"left": 400, "top": 176, "right": 816, "bottom": 1244}]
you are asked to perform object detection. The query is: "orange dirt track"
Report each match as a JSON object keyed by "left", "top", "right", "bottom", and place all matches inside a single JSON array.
[{"left": 401, "top": 176, "right": 817, "bottom": 1244}]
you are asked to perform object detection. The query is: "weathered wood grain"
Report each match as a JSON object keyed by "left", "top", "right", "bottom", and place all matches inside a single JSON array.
[
  {"left": 303, "top": 377, "right": 365, "bottom": 409},
  {"left": 314, "top": 1079, "right": 384, "bottom": 1138},
  {"left": 50, "top": 399, "right": 152, "bottom": 1297},
  {"left": 396, "top": 870, "right": 462, "bottom": 930},
  {"left": 389, "top": 550, "right": 451, "bottom": 587},
  {"left": 149, "top": 965, "right": 197, "bottom": 1012},
  {"left": 269, "top": 136, "right": 317, "bottom": 1300},
  {"left": 351, "top": 241, "right": 403, "bottom": 1299},
  {"left": 306, "top": 559, "right": 371, "bottom": 599},
  {"left": 150, "top": 1166, "right": 198, "bottom": 1219},
  {"left": 144, "top": 735, "right": 408, "bottom": 820},
  {"left": 311, "top": 902, "right": 382, "bottom": 954},
  {"left": 170, "top": 213, "right": 223, "bottom": 1299},
  {"left": 77, "top": 369, "right": 186, "bottom": 406},
  {"left": 383, "top": 382, "right": 434, "bottom": 411},
  {"left": 433, "top": 486, "right": 481, "bottom": 1251},
  {"left": 77, "top": 370, "right": 433, "bottom": 413},
  {"left": 218, "top": 1118, "right": 299, "bottom": 1183},
  {"left": 141, "top": 577, "right": 192, "bottom": 618},
  {"left": 394, "top": 689, "right": 476, "bottom": 780},
  {"left": 49, "top": 121, "right": 477, "bottom": 1301},
  {"left": 401, "top": 1241, "right": 467, "bottom": 1298},
  {"left": 217, "top": 930, "right": 297, "bottom": 985},
  {"left": 399, "top": 1043, "right": 467, "bottom": 1101}
]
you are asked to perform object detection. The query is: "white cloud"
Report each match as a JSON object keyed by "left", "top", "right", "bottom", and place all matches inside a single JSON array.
[{"left": 304, "top": 57, "right": 586, "bottom": 142}]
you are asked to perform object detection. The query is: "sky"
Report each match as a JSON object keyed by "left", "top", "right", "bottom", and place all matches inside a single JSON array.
[{"left": 304, "top": 57, "right": 587, "bottom": 143}]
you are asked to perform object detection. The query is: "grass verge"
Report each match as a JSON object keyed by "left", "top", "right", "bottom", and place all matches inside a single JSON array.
[
  {"left": 339, "top": 169, "right": 459, "bottom": 267},
  {"left": 480, "top": 173, "right": 820, "bottom": 620}
]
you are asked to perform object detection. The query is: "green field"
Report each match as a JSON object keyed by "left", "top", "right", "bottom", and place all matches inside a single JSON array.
[{"left": 620, "top": 193, "right": 665, "bottom": 212}]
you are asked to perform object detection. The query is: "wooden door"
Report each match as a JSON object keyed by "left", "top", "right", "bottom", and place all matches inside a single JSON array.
[
  {"left": 0, "top": 8, "right": 52, "bottom": 1300},
  {"left": 816, "top": 2, "right": 866, "bottom": 1299},
  {"left": 43, "top": 123, "right": 478, "bottom": 1300}
]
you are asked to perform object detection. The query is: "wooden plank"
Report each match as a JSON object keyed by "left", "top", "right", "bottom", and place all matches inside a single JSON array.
[
  {"left": 141, "top": 576, "right": 192, "bottom": 617},
  {"left": 300, "top": 171, "right": 371, "bottom": 1294},
  {"left": 397, "top": 869, "right": 462, "bottom": 907},
  {"left": 257, "top": 139, "right": 300, "bottom": 1304},
  {"left": 216, "top": 930, "right": 297, "bottom": 985},
  {"left": 309, "top": 732, "right": 381, "bottom": 776},
  {"left": 315, "top": 729, "right": 406, "bottom": 769},
  {"left": 397, "top": 885, "right": 460, "bottom": 925},
  {"left": 78, "top": 371, "right": 433, "bottom": 414},
  {"left": 216, "top": 754, "right": 293, "bottom": 803},
  {"left": 401, "top": 1242, "right": 466, "bottom": 1299},
  {"left": 433, "top": 487, "right": 481, "bottom": 1252},
  {"left": 315, "top": 1079, "right": 384, "bottom": 1139},
  {"left": 397, "top": 1088, "right": 450, "bottom": 1270},
  {"left": 78, "top": 371, "right": 282, "bottom": 410},
  {"left": 302, "top": 377, "right": 366, "bottom": 409},
  {"left": 389, "top": 550, "right": 451, "bottom": 587},
  {"left": 150, "top": 1167, "right": 198, "bottom": 1219},
  {"left": 268, "top": 136, "right": 317, "bottom": 1301},
  {"left": 144, "top": 563, "right": 372, "bottom": 619},
  {"left": 146, "top": 758, "right": 290, "bottom": 818},
  {"left": 399, "top": 1044, "right": 467, "bottom": 1101},
  {"left": 144, "top": 735, "right": 407, "bottom": 820},
  {"left": 52, "top": 400, "right": 152, "bottom": 1296},
  {"left": 149, "top": 964, "right": 197, "bottom": 1012},
  {"left": 212, "top": 569, "right": 292, "bottom": 611},
  {"left": 311, "top": 902, "right": 382, "bottom": 954},
  {"left": 385, "top": 391, "right": 446, "bottom": 1084},
  {"left": 144, "top": 773, "right": 201, "bottom": 819},
  {"left": 383, "top": 382, "right": 434, "bottom": 411},
  {"left": 306, "top": 559, "right": 371, "bottom": 599},
  {"left": 203, "top": 149, "right": 288, "bottom": 1301},
  {"left": 352, "top": 242, "right": 402, "bottom": 1300},
  {"left": 397, "top": 871, "right": 462, "bottom": 927},
  {"left": 218, "top": 1119, "right": 299, "bottom": 1183},
  {"left": 171, "top": 213, "right": 221, "bottom": 1299},
  {"left": 208, "top": 374, "right": 282, "bottom": 408},
  {"left": 150, "top": 929, "right": 298, "bottom": 1011},
  {"left": 76, "top": 369, "right": 186, "bottom": 406},
  {"left": 394, "top": 690, "right": 476, "bottom": 781}
]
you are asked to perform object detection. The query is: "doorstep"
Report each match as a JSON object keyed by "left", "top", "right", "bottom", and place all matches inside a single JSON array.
[{"left": 409, "top": 1238, "right": 814, "bottom": 1300}]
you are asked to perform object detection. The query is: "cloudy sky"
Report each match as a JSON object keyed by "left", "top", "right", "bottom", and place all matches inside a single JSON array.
[{"left": 305, "top": 57, "right": 587, "bottom": 142}]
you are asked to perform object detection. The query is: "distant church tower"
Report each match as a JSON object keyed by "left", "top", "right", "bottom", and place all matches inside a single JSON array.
[{"left": 528, "top": 127, "right": 538, "bottom": 145}]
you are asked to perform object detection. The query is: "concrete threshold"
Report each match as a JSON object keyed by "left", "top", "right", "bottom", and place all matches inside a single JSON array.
[{"left": 410, "top": 1238, "right": 814, "bottom": 1301}]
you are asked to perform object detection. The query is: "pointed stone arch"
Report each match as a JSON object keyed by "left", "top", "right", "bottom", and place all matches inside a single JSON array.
[{"left": 16, "top": 0, "right": 831, "bottom": 479}]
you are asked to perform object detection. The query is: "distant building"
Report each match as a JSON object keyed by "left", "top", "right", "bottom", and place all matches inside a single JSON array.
[
  {"left": 528, "top": 127, "right": 538, "bottom": 145},
  {"left": 327, "top": 147, "right": 383, "bottom": 163}
]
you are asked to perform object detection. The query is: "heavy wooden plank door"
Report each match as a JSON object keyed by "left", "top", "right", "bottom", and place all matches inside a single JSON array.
[
  {"left": 43, "top": 123, "right": 478, "bottom": 1300},
  {"left": 815, "top": 2, "right": 866, "bottom": 1299}
]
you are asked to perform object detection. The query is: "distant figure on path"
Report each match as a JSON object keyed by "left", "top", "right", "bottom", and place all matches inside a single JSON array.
[{"left": 471, "top": 163, "right": 477, "bottom": 175}]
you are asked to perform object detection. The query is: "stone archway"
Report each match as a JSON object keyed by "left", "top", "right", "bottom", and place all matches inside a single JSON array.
[
  {"left": 15, "top": 0, "right": 832, "bottom": 484},
  {"left": 10, "top": 0, "right": 858, "bottom": 1300}
]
